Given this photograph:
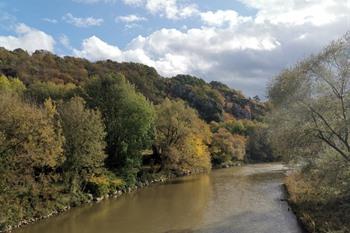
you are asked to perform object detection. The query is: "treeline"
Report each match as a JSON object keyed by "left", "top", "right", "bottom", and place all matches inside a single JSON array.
[
  {"left": 0, "top": 47, "right": 271, "bottom": 231},
  {"left": 267, "top": 33, "right": 350, "bottom": 232},
  {"left": 0, "top": 47, "right": 265, "bottom": 122}
]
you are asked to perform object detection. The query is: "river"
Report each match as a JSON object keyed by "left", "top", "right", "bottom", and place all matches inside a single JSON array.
[{"left": 15, "top": 163, "right": 303, "bottom": 233}]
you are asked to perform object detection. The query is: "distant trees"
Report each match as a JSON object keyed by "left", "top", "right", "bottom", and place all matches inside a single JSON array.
[
  {"left": 84, "top": 74, "right": 155, "bottom": 183},
  {"left": 58, "top": 97, "right": 106, "bottom": 193},
  {"left": 26, "top": 81, "right": 78, "bottom": 103},
  {"left": 210, "top": 128, "right": 246, "bottom": 166},
  {"left": 0, "top": 75, "right": 26, "bottom": 94},
  {"left": 168, "top": 75, "right": 225, "bottom": 122},
  {"left": 154, "top": 99, "right": 212, "bottom": 174},
  {"left": 246, "top": 125, "right": 275, "bottom": 162}
]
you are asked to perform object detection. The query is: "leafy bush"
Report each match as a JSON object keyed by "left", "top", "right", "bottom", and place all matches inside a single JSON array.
[{"left": 86, "top": 174, "right": 125, "bottom": 197}]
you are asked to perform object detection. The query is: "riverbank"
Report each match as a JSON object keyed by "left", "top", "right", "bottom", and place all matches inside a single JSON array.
[
  {"left": 0, "top": 172, "right": 169, "bottom": 232},
  {"left": 1, "top": 162, "right": 250, "bottom": 233},
  {"left": 284, "top": 173, "right": 350, "bottom": 233},
  {"left": 8, "top": 163, "right": 303, "bottom": 233}
]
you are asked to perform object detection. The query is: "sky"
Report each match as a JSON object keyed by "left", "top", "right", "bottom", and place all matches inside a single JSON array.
[{"left": 0, "top": 0, "right": 349, "bottom": 97}]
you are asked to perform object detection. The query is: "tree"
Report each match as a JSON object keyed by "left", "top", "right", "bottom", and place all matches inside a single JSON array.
[
  {"left": 0, "top": 75, "right": 26, "bottom": 94},
  {"left": 58, "top": 97, "right": 107, "bottom": 193},
  {"left": 0, "top": 94, "right": 64, "bottom": 170},
  {"left": 246, "top": 125, "right": 275, "bottom": 162},
  {"left": 210, "top": 128, "right": 247, "bottom": 166},
  {"left": 84, "top": 74, "right": 155, "bottom": 183},
  {"left": 155, "top": 98, "right": 212, "bottom": 174},
  {"left": 210, "top": 128, "right": 236, "bottom": 165},
  {"left": 26, "top": 81, "right": 78, "bottom": 103},
  {"left": 268, "top": 34, "right": 350, "bottom": 163},
  {"left": 168, "top": 75, "right": 225, "bottom": 122},
  {"left": 0, "top": 93, "right": 64, "bottom": 226}
]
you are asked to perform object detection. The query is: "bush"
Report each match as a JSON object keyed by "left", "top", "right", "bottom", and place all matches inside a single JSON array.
[{"left": 85, "top": 174, "right": 125, "bottom": 197}]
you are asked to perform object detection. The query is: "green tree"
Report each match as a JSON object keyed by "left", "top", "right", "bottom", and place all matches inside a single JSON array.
[
  {"left": 58, "top": 97, "right": 107, "bottom": 193},
  {"left": 84, "top": 74, "right": 155, "bottom": 183}
]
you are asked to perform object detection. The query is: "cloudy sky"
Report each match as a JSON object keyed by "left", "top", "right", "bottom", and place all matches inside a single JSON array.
[{"left": 0, "top": 0, "right": 349, "bottom": 97}]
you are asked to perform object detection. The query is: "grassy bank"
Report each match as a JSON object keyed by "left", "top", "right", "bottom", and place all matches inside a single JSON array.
[{"left": 285, "top": 173, "right": 350, "bottom": 233}]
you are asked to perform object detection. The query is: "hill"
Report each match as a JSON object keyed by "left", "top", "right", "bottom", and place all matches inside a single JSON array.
[{"left": 0, "top": 47, "right": 266, "bottom": 122}]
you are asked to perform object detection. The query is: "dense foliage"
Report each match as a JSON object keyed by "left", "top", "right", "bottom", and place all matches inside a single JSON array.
[
  {"left": 84, "top": 75, "right": 155, "bottom": 183},
  {"left": 0, "top": 47, "right": 265, "bottom": 122},
  {"left": 0, "top": 46, "right": 269, "bottom": 231},
  {"left": 268, "top": 34, "right": 350, "bottom": 232},
  {"left": 58, "top": 97, "right": 107, "bottom": 193},
  {"left": 154, "top": 99, "right": 212, "bottom": 175}
]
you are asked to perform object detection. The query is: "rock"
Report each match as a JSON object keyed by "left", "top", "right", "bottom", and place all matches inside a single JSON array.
[{"left": 94, "top": 196, "right": 104, "bottom": 202}]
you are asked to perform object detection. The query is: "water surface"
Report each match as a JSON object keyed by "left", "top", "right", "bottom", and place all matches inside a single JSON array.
[{"left": 16, "top": 163, "right": 303, "bottom": 233}]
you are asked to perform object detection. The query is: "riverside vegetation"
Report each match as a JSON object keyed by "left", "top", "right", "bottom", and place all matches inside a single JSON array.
[
  {"left": 2, "top": 33, "right": 349, "bottom": 233},
  {"left": 267, "top": 33, "right": 350, "bottom": 233},
  {"left": 0, "top": 48, "right": 271, "bottom": 231}
]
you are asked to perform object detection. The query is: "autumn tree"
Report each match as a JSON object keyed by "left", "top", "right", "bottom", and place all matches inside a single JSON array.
[
  {"left": 0, "top": 93, "right": 64, "bottom": 226},
  {"left": 155, "top": 99, "right": 211, "bottom": 174},
  {"left": 26, "top": 81, "right": 78, "bottom": 103},
  {"left": 0, "top": 75, "right": 26, "bottom": 94},
  {"left": 58, "top": 97, "right": 107, "bottom": 193},
  {"left": 210, "top": 128, "right": 246, "bottom": 166}
]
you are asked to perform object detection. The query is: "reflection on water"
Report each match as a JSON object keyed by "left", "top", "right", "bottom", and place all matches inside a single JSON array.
[{"left": 15, "top": 163, "right": 303, "bottom": 233}]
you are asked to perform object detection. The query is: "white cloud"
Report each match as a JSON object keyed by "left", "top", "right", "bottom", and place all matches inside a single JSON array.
[
  {"left": 145, "top": 0, "right": 198, "bottom": 19},
  {"left": 59, "top": 34, "right": 72, "bottom": 50},
  {"left": 73, "top": 27, "right": 280, "bottom": 79},
  {"left": 63, "top": 13, "right": 103, "bottom": 27},
  {"left": 68, "top": 0, "right": 350, "bottom": 96},
  {"left": 123, "top": 0, "right": 199, "bottom": 20},
  {"left": 0, "top": 23, "right": 55, "bottom": 53},
  {"left": 239, "top": 0, "right": 350, "bottom": 26},
  {"left": 200, "top": 10, "right": 251, "bottom": 27},
  {"left": 116, "top": 14, "right": 147, "bottom": 23},
  {"left": 73, "top": 36, "right": 122, "bottom": 61},
  {"left": 42, "top": 18, "right": 58, "bottom": 24}
]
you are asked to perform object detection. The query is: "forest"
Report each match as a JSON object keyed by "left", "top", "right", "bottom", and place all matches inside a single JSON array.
[{"left": 0, "top": 47, "right": 270, "bottom": 231}]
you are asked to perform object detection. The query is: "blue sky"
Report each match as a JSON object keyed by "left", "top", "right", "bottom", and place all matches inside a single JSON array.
[{"left": 0, "top": 0, "right": 349, "bottom": 97}]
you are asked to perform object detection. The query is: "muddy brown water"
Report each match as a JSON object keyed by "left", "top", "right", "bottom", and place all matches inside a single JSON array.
[{"left": 15, "top": 163, "right": 303, "bottom": 233}]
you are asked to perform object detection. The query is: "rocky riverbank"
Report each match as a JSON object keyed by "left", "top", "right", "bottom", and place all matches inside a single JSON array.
[
  {"left": 1, "top": 162, "right": 248, "bottom": 233},
  {"left": 0, "top": 175, "right": 169, "bottom": 233}
]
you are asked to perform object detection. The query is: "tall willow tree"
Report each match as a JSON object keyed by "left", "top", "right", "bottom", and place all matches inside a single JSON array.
[
  {"left": 268, "top": 34, "right": 350, "bottom": 163},
  {"left": 84, "top": 74, "right": 155, "bottom": 183},
  {"left": 268, "top": 34, "right": 350, "bottom": 232}
]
